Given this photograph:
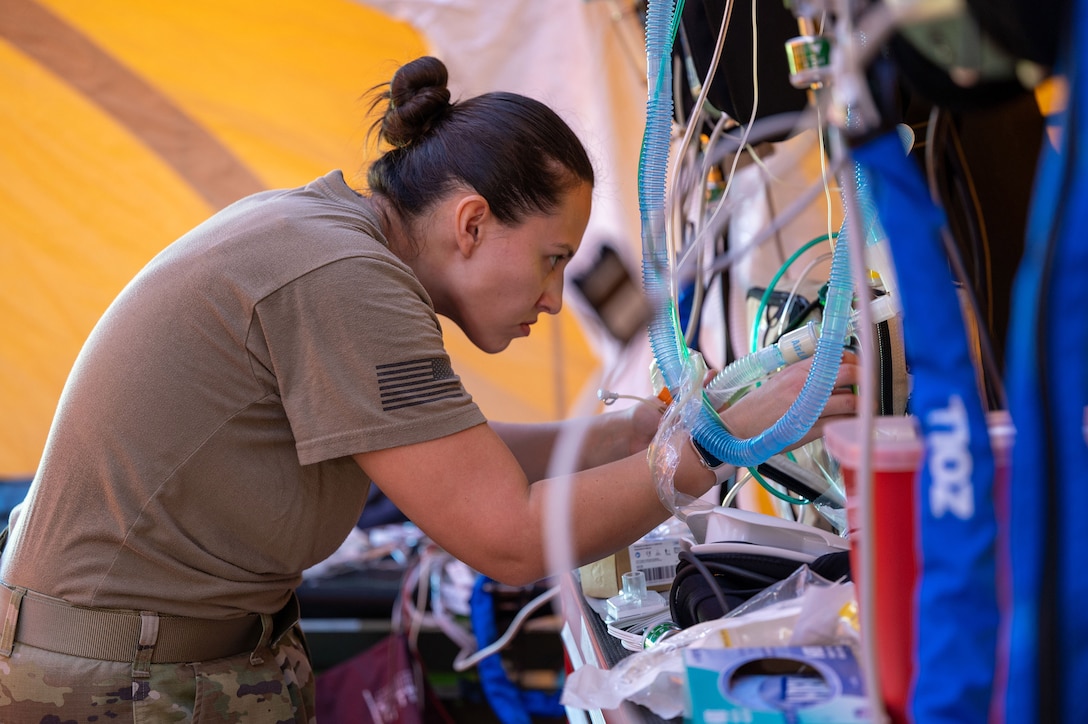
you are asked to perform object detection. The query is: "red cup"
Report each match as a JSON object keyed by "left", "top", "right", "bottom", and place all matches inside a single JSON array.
[{"left": 824, "top": 416, "right": 923, "bottom": 724}]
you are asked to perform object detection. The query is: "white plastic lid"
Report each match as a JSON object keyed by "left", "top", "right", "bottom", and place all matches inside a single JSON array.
[
  {"left": 823, "top": 416, "right": 924, "bottom": 471},
  {"left": 987, "top": 410, "right": 1015, "bottom": 452}
]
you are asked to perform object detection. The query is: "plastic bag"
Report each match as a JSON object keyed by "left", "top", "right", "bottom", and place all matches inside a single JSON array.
[
  {"left": 315, "top": 632, "right": 455, "bottom": 724},
  {"left": 561, "top": 566, "right": 857, "bottom": 719}
]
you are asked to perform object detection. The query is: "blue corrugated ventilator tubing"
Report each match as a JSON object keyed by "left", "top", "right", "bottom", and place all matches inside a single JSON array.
[{"left": 639, "top": 0, "right": 851, "bottom": 470}]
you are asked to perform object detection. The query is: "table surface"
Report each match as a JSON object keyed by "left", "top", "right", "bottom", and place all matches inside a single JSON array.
[{"left": 560, "top": 571, "right": 681, "bottom": 724}]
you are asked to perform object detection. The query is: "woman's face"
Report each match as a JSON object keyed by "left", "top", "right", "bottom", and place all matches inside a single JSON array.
[{"left": 451, "top": 182, "right": 593, "bottom": 353}]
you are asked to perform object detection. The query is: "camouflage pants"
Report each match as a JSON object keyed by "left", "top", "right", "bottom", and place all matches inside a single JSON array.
[{"left": 0, "top": 626, "right": 315, "bottom": 723}]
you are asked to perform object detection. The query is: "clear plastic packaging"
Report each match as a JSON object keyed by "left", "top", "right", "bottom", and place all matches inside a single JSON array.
[{"left": 562, "top": 566, "right": 858, "bottom": 720}]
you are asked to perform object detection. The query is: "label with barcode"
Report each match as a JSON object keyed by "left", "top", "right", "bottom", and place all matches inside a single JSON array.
[{"left": 628, "top": 538, "right": 682, "bottom": 585}]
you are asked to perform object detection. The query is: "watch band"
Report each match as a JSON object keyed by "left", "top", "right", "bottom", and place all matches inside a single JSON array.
[{"left": 690, "top": 436, "right": 735, "bottom": 485}]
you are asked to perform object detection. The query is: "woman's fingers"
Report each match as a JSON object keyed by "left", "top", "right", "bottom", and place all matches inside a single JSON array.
[{"left": 713, "top": 351, "right": 860, "bottom": 442}]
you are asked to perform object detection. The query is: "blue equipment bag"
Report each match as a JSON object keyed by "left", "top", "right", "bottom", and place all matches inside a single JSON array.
[
  {"left": 853, "top": 130, "right": 998, "bottom": 723},
  {"left": 1002, "top": 2, "right": 1088, "bottom": 719}
]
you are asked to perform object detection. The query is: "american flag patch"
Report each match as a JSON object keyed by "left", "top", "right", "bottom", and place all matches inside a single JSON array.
[{"left": 376, "top": 357, "right": 463, "bottom": 411}]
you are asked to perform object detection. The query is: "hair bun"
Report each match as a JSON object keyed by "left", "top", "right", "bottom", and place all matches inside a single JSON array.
[{"left": 381, "top": 56, "right": 452, "bottom": 149}]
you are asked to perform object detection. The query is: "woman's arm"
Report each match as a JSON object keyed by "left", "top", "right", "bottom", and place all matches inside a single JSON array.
[
  {"left": 488, "top": 347, "right": 860, "bottom": 483},
  {"left": 354, "top": 355, "right": 859, "bottom": 586},
  {"left": 354, "top": 420, "right": 703, "bottom": 587},
  {"left": 488, "top": 398, "right": 666, "bottom": 482}
]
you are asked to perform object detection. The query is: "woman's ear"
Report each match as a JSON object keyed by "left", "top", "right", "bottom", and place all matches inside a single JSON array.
[{"left": 453, "top": 194, "right": 490, "bottom": 258}]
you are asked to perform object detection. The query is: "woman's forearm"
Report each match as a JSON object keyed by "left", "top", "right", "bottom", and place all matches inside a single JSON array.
[{"left": 490, "top": 405, "right": 652, "bottom": 482}]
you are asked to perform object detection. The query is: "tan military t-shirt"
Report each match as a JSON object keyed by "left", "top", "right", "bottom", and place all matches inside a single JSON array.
[{"left": 2, "top": 171, "right": 485, "bottom": 618}]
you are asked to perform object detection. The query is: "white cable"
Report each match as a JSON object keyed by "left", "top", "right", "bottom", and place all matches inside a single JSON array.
[
  {"left": 700, "top": 113, "right": 735, "bottom": 206},
  {"left": 683, "top": 109, "right": 734, "bottom": 346},
  {"left": 388, "top": 550, "right": 434, "bottom": 707},
  {"left": 773, "top": 252, "right": 833, "bottom": 342},
  {"left": 541, "top": 410, "right": 594, "bottom": 601},
  {"left": 452, "top": 585, "right": 561, "bottom": 672},
  {"left": 667, "top": 0, "right": 736, "bottom": 314},
  {"left": 823, "top": 5, "right": 910, "bottom": 720},
  {"left": 677, "top": 0, "right": 760, "bottom": 279},
  {"left": 722, "top": 467, "right": 752, "bottom": 508},
  {"left": 428, "top": 553, "right": 478, "bottom": 652},
  {"left": 394, "top": 545, "right": 461, "bottom": 650},
  {"left": 667, "top": 0, "right": 734, "bottom": 232},
  {"left": 689, "top": 108, "right": 825, "bottom": 273},
  {"left": 837, "top": 138, "right": 885, "bottom": 724},
  {"left": 699, "top": 152, "right": 846, "bottom": 285},
  {"left": 742, "top": 142, "right": 786, "bottom": 187},
  {"left": 390, "top": 556, "right": 414, "bottom": 634},
  {"left": 598, "top": 388, "right": 666, "bottom": 410},
  {"left": 407, "top": 553, "right": 431, "bottom": 653},
  {"left": 816, "top": 95, "right": 837, "bottom": 257}
]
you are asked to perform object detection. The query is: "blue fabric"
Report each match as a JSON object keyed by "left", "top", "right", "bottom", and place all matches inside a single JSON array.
[
  {"left": 853, "top": 131, "right": 997, "bottom": 723},
  {"left": 468, "top": 576, "right": 563, "bottom": 724},
  {"left": 1003, "top": 2, "right": 1088, "bottom": 718},
  {"left": 0, "top": 479, "right": 32, "bottom": 527},
  {"left": 1001, "top": 84, "right": 1063, "bottom": 724}
]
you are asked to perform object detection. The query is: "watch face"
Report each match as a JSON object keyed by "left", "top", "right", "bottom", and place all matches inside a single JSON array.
[{"left": 692, "top": 436, "right": 725, "bottom": 469}]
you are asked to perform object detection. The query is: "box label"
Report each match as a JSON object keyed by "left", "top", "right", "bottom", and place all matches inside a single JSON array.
[{"left": 628, "top": 538, "right": 682, "bottom": 586}]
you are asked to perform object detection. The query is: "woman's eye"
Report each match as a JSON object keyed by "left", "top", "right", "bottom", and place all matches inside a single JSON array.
[{"left": 548, "top": 250, "right": 573, "bottom": 270}]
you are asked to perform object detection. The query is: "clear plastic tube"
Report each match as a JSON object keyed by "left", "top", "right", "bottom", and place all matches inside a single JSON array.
[
  {"left": 691, "top": 227, "right": 853, "bottom": 468},
  {"left": 697, "top": 157, "right": 893, "bottom": 466},
  {"left": 639, "top": 0, "right": 857, "bottom": 474},
  {"left": 707, "top": 322, "right": 817, "bottom": 402},
  {"left": 705, "top": 292, "right": 898, "bottom": 412}
]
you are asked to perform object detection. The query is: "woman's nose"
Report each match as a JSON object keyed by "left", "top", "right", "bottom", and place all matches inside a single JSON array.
[{"left": 538, "top": 276, "right": 564, "bottom": 315}]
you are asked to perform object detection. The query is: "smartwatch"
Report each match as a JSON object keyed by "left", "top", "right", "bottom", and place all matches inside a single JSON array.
[{"left": 690, "top": 435, "right": 735, "bottom": 485}]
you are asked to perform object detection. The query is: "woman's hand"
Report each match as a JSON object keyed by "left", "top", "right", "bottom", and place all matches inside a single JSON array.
[
  {"left": 621, "top": 396, "right": 667, "bottom": 456},
  {"left": 606, "top": 351, "right": 857, "bottom": 468},
  {"left": 719, "top": 351, "right": 860, "bottom": 449}
]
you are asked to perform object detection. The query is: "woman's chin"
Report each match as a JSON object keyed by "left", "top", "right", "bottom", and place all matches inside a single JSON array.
[{"left": 469, "top": 332, "right": 511, "bottom": 354}]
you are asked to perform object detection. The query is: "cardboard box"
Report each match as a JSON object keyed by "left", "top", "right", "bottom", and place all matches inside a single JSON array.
[{"left": 578, "top": 535, "right": 682, "bottom": 599}]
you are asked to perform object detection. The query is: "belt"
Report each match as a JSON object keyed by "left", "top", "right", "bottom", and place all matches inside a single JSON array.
[{"left": 0, "top": 530, "right": 299, "bottom": 665}]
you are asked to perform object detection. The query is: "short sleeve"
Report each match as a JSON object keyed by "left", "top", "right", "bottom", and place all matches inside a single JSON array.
[{"left": 252, "top": 254, "right": 485, "bottom": 465}]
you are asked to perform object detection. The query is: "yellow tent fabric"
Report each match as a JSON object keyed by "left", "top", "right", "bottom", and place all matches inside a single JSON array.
[{"left": 0, "top": 0, "right": 599, "bottom": 477}]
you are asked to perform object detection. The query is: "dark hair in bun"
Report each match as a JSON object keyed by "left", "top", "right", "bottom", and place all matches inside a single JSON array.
[
  {"left": 367, "top": 56, "right": 594, "bottom": 226},
  {"left": 373, "top": 55, "right": 451, "bottom": 149}
]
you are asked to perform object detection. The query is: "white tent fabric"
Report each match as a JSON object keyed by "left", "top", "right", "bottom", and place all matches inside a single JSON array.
[{"left": 358, "top": 0, "right": 661, "bottom": 409}]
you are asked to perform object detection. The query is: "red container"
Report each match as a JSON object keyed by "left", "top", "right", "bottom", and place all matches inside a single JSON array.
[
  {"left": 988, "top": 410, "right": 1015, "bottom": 724},
  {"left": 824, "top": 416, "right": 923, "bottom": 724}
]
